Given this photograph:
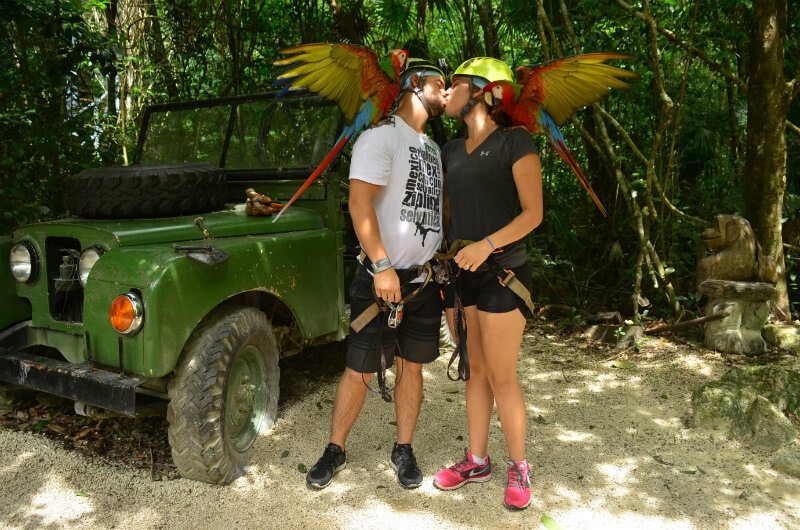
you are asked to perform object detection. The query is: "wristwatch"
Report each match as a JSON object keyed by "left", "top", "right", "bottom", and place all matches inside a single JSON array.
[{"left": 371, "top": 257, "right": 393, "bottom": 274}]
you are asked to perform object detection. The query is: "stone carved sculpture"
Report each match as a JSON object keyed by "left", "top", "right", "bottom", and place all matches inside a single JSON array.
[
  {"left": 696, "top": 214, "right": 777, "bottom": 286},
  {"left": 697, "top": 214, "right": 778, "bottom": 355}
]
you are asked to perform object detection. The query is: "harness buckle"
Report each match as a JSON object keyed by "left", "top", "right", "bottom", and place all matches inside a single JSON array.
[
  {"left": 386, "top": 302, "right": 404, "bottom": 328},
  {"left": 499, "top": 269, "right": 516, "bottom": 287},
  {"left": 433, "top": 263, "right": 451, "bottom": 285}
]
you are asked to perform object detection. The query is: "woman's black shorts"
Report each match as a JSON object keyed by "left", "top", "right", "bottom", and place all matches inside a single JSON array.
[
  {"left": 347, "top": 265, "right": 442, "bottom": 373},
  {"left": 441, "top": 263, "right": 533, "bottom": 318}
]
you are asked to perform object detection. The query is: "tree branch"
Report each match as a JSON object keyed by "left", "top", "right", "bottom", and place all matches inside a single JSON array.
[
  {"left": 594, "top": 106, "right": 706, "bottom": 225},
  {"left": 615, "top": 0, "right": 747, "bottom": 92},
  {"left": 559, "top": 0, "right": 583, "bottom": 53},
  {"left": 535, "top": 0, "right": 563, "bottom": 57},
  {"left": 788, "top": 120, "right": 800, "bottom": 135}
]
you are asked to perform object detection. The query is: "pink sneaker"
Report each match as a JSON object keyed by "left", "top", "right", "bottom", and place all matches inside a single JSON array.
[
  {"left": 504, "top": 460, "right": 532, "bottom": 509},
  {"left": 433, "top": 450, "right": 492, "bottom": 490}
]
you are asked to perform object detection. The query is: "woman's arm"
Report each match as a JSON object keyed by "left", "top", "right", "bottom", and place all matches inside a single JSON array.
[{"left": 454, "top": 152, "right": 543, "bottom": 272}]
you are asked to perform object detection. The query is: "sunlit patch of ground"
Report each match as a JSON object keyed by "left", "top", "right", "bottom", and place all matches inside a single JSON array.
[{"left": 0, "top": 320, "right": 797, "bottom": 529}]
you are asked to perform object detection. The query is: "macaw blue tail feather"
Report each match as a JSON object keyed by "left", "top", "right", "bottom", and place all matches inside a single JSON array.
[{"left": 539, "top": 110, "right": 607, "bottom": 216}]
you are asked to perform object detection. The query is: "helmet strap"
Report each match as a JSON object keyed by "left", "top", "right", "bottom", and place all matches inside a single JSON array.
[
  {"left": 412, "top": 84, "right": 435, "bottom": 120},
  {"left": 458, "top": 78, "right": 480, "bottom": 119},
  {"left": 397, "top": 75, "right": 435, "bottom": 120}
]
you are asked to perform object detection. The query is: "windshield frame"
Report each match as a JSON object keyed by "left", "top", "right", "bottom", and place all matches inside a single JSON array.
[{"left": 132, "top": 90, "right": 342, "bottom": 171}]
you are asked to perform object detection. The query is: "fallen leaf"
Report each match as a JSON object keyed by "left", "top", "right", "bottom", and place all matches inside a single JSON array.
[
  {"left": 541, "top": 514, "right": 563, "bottom": 530},
  {"left": 31, "top": 420, "right": 49, "bottom": 432},
  {"left": 653, "top": 455, "right": 673, "bottom": 466},
  {"left": 610, "top": 359, "right": 635, "bottom": 369}
]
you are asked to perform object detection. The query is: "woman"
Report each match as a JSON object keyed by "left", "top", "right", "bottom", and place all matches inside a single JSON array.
[{"left": 433, "top": 57, "right": 543, "bottom": 510}]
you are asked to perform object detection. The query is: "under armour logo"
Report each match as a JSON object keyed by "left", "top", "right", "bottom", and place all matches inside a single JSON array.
[{"left": 480, "top": 150, "right": 490, "bottom": 156}]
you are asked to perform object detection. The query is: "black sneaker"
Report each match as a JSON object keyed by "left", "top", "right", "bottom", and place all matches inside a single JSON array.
[
  {"left": 306, "top": 443, "right": 346, "bottom": 489},
  {"left": 390, "top": 443, "right": 423, "bottom": 489}
]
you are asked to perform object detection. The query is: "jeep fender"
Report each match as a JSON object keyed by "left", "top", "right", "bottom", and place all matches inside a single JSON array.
[{"left": 86, "top": 229, "right": 340, "bottom": 377}]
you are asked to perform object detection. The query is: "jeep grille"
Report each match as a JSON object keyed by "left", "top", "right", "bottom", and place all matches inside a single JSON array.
[{"left": 46, "top": 237, "right": 84, "bottom": 323}]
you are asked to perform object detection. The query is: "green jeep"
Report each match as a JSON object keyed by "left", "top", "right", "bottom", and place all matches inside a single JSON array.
[{"left": 0, "top": 91, "right": 360, "bottom": 484}]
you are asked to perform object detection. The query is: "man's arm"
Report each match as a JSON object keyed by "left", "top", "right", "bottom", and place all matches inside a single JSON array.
[{"left": 349, "top": 179, "right": 401, "bottom": 303}]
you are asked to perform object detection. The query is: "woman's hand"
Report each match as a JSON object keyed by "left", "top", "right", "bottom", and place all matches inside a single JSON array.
[{"left": 454, "top": 239, "right": 494, "bottom": 272}]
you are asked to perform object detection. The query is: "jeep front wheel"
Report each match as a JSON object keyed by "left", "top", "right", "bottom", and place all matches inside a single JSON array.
[{"left": 167, "top": 306, "right": 279, "bottom": 484}]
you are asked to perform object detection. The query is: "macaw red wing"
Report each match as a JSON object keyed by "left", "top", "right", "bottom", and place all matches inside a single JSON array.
[
  {"left": 274, "top": 43, "right": 398, "bottom": 123},
  {"left": 517, "top": 53, "right": 638, "bottom": 125}
]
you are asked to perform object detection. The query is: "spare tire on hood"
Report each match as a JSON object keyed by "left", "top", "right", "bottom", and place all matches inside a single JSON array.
[{"left": 68, "top": 163, "right": 226, "bottom": 219}]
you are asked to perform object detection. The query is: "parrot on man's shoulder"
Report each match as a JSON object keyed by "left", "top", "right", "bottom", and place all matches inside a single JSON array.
[{"left": 271, "top": 44, "right": 409, "bottom": 221}]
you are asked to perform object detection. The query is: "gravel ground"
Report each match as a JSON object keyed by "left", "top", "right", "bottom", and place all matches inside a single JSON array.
[{"left": 0, "top": 323, "right": 798, "bottom": 530}]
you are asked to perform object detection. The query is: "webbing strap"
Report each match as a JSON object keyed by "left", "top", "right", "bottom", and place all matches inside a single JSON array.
[
  {"left": 447, "top": 294, "right": 470, "bottom": 382},
  {"left": 349, "top": 262, "right": 433, "bottom": 333}
]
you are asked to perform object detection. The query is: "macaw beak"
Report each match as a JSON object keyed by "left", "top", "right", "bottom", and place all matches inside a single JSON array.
[{"left": 484, "top": 92, "right": 495, "bottom": 106}]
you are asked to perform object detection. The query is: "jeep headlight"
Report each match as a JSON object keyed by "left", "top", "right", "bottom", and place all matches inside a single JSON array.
[
  {"left": 10, "top": 241, "right": 38, "bottom": 283},
  {"left": 78, "top": 247, "right": 104, "bottom": 286}
]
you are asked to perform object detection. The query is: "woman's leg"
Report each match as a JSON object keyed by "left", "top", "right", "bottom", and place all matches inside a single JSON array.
[
  {"left": 478, "top": 309, "right": 527, "bottom": 460},
  {"left": 462, "top": 306, "right": 494, "bottom": 458}
]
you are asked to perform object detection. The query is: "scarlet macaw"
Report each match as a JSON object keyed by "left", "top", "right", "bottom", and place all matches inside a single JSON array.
[
  {"left": 271, "top": 44, "right": 409, "bottom": 221},
  {"left": 484, "top": 53, "right": 639, "bottom": 217}
]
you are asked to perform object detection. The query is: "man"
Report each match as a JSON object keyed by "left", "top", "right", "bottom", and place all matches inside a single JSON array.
[{"left": 306, "top": 59, "right": 448, "bottom": 489}]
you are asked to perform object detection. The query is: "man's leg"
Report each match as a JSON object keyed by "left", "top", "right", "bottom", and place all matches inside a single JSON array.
[
  {"left": 394, "top": 357, "right": 423, "bottom": 445},
  {"left": 330, "top": 368, "right": 373, "bottom": 449}
]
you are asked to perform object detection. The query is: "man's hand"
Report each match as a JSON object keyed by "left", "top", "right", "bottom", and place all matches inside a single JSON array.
[
  {"left": 374, "top": 268, "right": 401, "bottom": 303},
  {"left": 454, "top": 239, "right": 494, "bottom": 272}
]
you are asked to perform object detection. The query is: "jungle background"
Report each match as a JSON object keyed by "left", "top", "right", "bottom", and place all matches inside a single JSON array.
[{"left": 1, "top": 0, "right": 798, "bottom": 322}]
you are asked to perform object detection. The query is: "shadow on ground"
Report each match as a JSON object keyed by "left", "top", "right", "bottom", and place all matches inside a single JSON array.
[{"left": 0, "top": 322, "right": 798, "bottom": 529}]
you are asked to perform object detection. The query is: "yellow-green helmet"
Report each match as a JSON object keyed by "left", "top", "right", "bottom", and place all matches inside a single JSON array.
[{"left": 450, "top": 57, "right": 513, "bottom": 88}]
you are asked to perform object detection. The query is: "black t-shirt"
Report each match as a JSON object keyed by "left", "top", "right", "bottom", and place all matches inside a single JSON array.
[{"left": 443, "top": 126, "right": 538, "bottom": 267}]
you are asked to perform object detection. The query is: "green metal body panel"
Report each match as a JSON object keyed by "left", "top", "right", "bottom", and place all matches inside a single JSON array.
[
  {"left": 0, "top": 237, "right": 32, "bottom": 331},
  {"left": 82, "top": 229, "right": 341, "bottom": 377}
]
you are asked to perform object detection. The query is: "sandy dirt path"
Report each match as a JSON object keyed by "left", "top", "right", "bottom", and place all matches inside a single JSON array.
[{"left": 0, "top": 324, "right": 798, "bottom": 529}]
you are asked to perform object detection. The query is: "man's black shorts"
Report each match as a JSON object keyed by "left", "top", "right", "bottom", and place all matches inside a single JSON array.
[
  {"left": 347, "top": 265, "right": 442, "bottom": 373},
  {"left": 441, "top": 263, "right": 533, "bottom": 318}
]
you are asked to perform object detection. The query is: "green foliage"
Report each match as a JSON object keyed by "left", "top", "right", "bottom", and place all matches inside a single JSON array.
[
  {"left": 0, "top": 0, "right": 797, "bottom": 315},
  {"left": 1, "top": 0, "right": 112, "bottom": 233}
]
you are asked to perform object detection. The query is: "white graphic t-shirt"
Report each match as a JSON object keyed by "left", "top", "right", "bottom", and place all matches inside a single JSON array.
[{"left": 349, "top": 116, "right": 443, "bottom": 271}]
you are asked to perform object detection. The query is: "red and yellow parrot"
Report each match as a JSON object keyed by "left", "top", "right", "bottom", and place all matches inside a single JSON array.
[
  {"left": 484, "top": 53, "right": 639, "bottom": 217},
  {"left": 271, "top": 44, "right": 408, "bottom": 221}
]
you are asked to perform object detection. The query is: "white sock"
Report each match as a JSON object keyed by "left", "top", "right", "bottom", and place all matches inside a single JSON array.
[{"left": 471, "top": 453, "right": 487, "bottom": 465}]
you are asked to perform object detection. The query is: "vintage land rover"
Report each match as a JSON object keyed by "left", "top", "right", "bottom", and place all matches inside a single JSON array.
[{"left": 0, "top": 91, "right": 360, "bottom": 484}]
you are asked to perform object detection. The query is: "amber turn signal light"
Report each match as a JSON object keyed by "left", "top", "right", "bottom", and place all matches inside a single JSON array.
[{"left": 110, "top": 292, "right": 144, "bottom": 335}]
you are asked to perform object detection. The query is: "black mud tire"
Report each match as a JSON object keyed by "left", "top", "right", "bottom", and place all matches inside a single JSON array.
[
  {"left": 67, "top": 163, "right": 226, "bottom": 219},
  {"left": 167, "top": 306, "right": 279, "bottom": 485}
]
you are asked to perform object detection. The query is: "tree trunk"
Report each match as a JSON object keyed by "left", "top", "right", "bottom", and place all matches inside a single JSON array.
[
  {"left": 454, "top": 0, "right": 480, "bottom": 57},
  {"left": 743, "top": 0, "right": 791, "bottom": 319},
  {"left": 326, "top": 0, "right": 368, "bottom": 44},
  {"left": 475, "top": 0, "right": 500, "bottom": 57},
  {"left": 143, "top": 0, "right": 177, "bottom": 100},
  {"left": 105, "top": 0, "right": 118, "bottom": 117}
]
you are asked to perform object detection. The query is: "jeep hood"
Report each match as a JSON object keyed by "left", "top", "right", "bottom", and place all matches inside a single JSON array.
[{"left": 16, "top": 205, "right": 323, "bottom": 247}]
